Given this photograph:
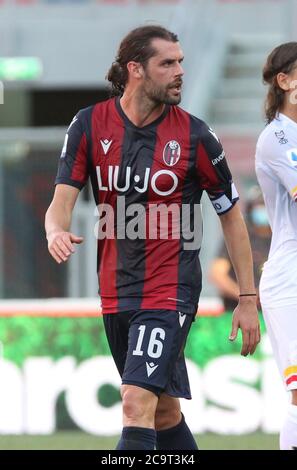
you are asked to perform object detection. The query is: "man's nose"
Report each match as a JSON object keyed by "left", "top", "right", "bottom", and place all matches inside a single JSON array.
[{"left": 176, "top": 62, "right": 184, "bottom": 76}]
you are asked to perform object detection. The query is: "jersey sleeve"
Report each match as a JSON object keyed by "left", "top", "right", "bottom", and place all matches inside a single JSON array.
[
  {"left": 196, "top": 124, "right": 239, "bottom": 215},
  {"left": 55, "top": 111, "right": 89, "bottom": 190},
  {"left": 259, "top": 133, "right": 297, "bottom": 202}
]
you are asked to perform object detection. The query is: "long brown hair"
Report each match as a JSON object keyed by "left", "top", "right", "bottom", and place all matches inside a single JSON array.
[
  {"left": 263, "top": 42, "right": 297, "bottom": 123},
  {"left": 106, "top": 25, "right": 178, "bottom": 96}
]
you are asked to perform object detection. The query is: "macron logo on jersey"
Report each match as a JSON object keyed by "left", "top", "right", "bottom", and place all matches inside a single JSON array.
[
  {"left": 178, "top": 312, "right": 186, "bottom": 327},
  {"left": 208, "top": 127, "right": 220, "bottom": 143},
  {"left": 146, "top": 362, "right": 159, "bottom": 377},
  {"left": 100, "top": 139, "right": 112, "bottom": 155}
]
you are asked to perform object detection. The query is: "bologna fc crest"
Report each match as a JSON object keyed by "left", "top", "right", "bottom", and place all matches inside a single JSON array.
[{"left": 163, "top": 140, "right": 181, "bottom": 166}]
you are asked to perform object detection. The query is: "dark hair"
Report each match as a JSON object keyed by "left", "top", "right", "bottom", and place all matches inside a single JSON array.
[
  {"left": 263, "top": 42, "right": 297, "bottom": 123},
  {"left": 106, "top": 25, "right": 178, "bottom": 96}
]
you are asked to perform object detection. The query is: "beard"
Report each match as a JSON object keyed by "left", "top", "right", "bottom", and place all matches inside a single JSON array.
[{"left": 143, "top": 75, "right": 183, "bottom": 105}]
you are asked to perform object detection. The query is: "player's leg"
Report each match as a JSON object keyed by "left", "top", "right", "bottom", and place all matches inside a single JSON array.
[
  {"left": 155, "top": 393, "right": 181, "bottom": 430},
  {"left": 262, "top": 304, "right": 297, "bottom": 450},
  {"left": 110, "top": 310, "right": 161, "bottom": 450},
  {"left": 280, "top": 390, "right": 297, "bottom": 450},
  {"left": 117, "top": 309, "right": 195, "bottom": 450},
  {"left": 155, "top": 394, "right": 198, "bottom": 450},
  {"left": 116, "top": 384, "right": 158, "bottom": 450},
  {"left": 103, "top": 312, "right": 157, "bottom": 449}
]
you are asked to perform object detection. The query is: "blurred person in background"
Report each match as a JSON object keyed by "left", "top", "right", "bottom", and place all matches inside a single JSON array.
[
  {"left": 208, "top": 186, "right": 271, "bottom": 312},
  {"left": 255, "top": 42, "right": 297, "bottom": 450},
  {"left": 45, "top": 25, "right": 260, "bottom": 451}
]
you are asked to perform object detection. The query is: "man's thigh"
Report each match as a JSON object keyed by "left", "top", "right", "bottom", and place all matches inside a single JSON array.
[{"left": 122, "top": 309, "right": 193, "bottom": 397}]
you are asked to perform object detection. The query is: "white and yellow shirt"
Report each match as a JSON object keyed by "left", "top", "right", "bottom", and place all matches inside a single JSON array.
[{"left": 255, "top": 113, "right": 297, "bottom": 307}]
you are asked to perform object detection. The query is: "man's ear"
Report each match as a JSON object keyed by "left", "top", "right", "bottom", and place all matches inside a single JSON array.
[
  {"left": 276, "top": 72, "right": 291, "bottom": 91},
  {"left": 127, "top": 61, "right": 143, "bottom": 79}
]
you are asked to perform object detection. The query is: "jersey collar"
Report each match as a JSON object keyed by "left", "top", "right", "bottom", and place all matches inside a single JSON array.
[
  {"left": 115, "top": 96, "right": 170, "bottom": 131},
  {"left": 278, "top": 112, "right": 297, "bottom": 130}
]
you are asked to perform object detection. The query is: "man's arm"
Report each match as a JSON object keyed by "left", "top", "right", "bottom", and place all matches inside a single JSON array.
[
  {"left": 208, "top": 257, "right": 239, "bottom": 300},
  {"left": 45, "top": 184, "right": 83, "bottom": 264},
  {"left": 219, "top": 203, "right": 261, "bottom": 356}
]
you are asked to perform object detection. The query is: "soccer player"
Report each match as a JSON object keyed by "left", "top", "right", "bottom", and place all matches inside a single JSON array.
[
  {"left": 45, "top": 25, "right": 260, "bottom": 450},
  {"left": 255, "top": 42, "right": 297, "bottom": 450}
]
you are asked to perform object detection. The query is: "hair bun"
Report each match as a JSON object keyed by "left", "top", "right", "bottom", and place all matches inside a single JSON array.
[{"left": 263, "top": 66, "right": 274, "bottom": 84}]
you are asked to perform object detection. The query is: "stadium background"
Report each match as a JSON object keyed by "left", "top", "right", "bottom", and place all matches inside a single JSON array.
[{"left": 0, "top": 0, "right": 295, "bottom": 450}]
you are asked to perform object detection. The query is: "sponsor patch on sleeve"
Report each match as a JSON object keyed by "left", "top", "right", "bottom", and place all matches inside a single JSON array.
[
  {"left": 211, "top": 150, "right": 225, "bottom": 166},
  {"left": 286, "top": 148, "right": 297, "bottom": 168}
]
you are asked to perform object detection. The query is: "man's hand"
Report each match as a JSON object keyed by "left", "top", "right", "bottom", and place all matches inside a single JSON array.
[
  {"left": 229, "top": 297, "right": 261, "bottom": 356},
  {"left": 47, "top": 231, "right": 84, "bottom": 264}
]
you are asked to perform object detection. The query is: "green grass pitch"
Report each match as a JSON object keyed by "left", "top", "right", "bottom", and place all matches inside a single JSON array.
[{"left": 0, "top": 432, "right": 278, "bottom": 450}]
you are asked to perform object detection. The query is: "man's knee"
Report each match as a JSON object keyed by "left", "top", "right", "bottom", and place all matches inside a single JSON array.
[
  {"left": 121, "top": 385, "right": 158, "bottom": 425},
  {"left": 155, "top": 394, "right": 181, "bottom": 431}
]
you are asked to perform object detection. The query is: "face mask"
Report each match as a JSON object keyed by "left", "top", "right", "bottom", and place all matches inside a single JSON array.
[{"left": 250, "top": 205, "right": 269, "bottom": 227}]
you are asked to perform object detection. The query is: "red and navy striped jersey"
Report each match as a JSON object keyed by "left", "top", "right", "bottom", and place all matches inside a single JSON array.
[{"left": 55, "top": 97, "right": 239, "bottom": 314}]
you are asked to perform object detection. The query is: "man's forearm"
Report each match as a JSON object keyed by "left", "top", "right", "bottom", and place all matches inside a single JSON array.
[
  {"left": 220, "top": 204, "right": 256, "bottom": 294},
  {"left": 45, "top": 202, "right": 72, "bottom": 239}
]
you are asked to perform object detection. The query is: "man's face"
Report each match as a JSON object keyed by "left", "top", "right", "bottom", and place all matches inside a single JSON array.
[{"left": 141, "top": 39, "right": 184, "bottom": 105}]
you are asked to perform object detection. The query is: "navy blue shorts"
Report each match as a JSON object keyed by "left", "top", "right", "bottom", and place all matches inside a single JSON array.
[{"left": 103, "top": 309, "right": 195, "bottom": 399}]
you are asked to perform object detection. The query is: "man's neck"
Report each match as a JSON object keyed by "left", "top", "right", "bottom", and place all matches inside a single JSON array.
[
  {"left": 280, "top": 102, "right": 297, "bottom": 124},
  {"left": 120, "top": 90, "right": 165, "bottom": 128}
]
